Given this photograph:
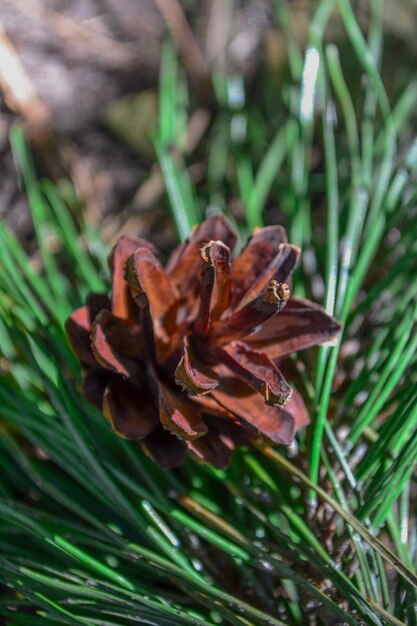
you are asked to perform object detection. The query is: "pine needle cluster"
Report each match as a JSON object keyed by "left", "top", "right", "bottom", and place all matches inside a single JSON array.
[{"left": 1, "top": 2, "right": 417, "bottom": 624}]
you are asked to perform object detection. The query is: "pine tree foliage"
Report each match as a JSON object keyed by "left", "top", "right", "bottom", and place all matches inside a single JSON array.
[{"left": 1, "top": 1, "right": 417, "bottom": 624}]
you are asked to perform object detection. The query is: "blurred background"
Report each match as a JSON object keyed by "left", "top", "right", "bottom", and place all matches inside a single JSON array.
[{"left": 0, "top": 0, "right": 416, "bottom": 254}]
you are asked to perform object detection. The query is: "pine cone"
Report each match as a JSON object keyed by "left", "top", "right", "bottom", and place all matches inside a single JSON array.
[{"left": 67, "top": 215, "right": 340, "bottom": 469}]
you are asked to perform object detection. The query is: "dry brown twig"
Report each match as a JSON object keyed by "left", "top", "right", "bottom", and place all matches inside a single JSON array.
[
  {"left": 204, "top": 0, "right": 233, "bottom": 70},
  {"left": 153, "top": 0, "right": 209, "bottom": 78},
  {"left": 0, "top": 21, "right": 50, "bottom": 127}
]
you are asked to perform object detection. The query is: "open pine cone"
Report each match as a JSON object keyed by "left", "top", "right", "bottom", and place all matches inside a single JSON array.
[{"left": 67, "top": 215, "right": 340, "bottom": 469}]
